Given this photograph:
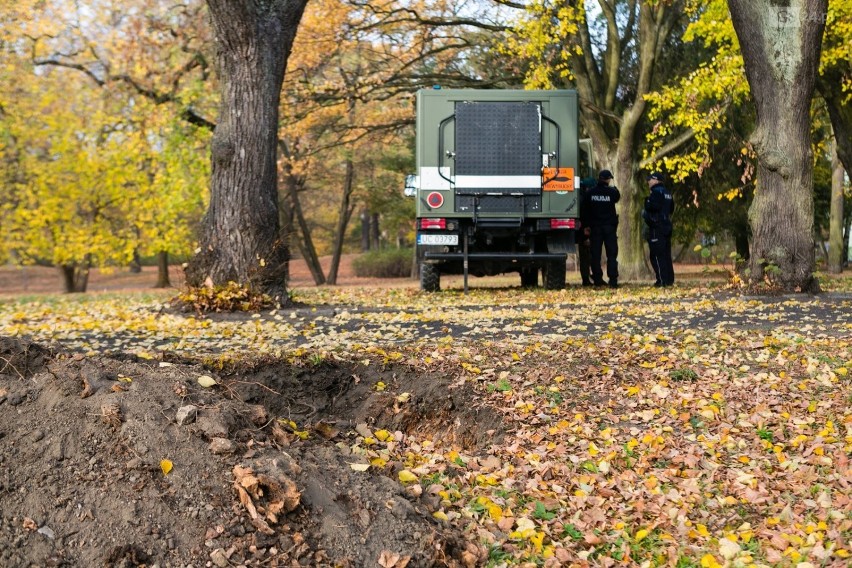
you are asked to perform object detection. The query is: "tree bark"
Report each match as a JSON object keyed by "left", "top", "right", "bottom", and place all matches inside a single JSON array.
[
  {"left": 129, "top": 249, "right": 142, "bottom": 273},
  {"left": 155, "top": 251, "right": 171, "bottom": 288},
  {"left": 360, "top": 209, "right": 370, "bottom": 252},
  {"left": 184, "top": 0, "right": 308, "bottom": 303},
  {"left": 370, "top": 212, "right": 380, "bottom": 251},
  {"left": 828, "top": 140, "right": 845, "bottom": 273},
  {"left": 60, "top": 258, "right": 90, "bottom": 293},
  {"left": 327, "top": 158, "right": 356, "bottom": 285},
  {"left": 289, "top": 175, "right": 326, "bottom": 285},
  {"left": 727, "top": 0, "right": 827, "bottom": 292},
  {"left": 278, "top": 141, "right": 325, "bottom": 285}
]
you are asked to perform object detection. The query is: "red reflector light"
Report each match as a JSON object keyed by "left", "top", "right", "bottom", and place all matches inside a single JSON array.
[
  {"left": 426, "top": 192, "right": 444, "bottom": 208},
  {"left": 420, "top": 218, "right": 446, "bottom": 230},
  {"left": 550, "top": 219, "right": 576, "bottom": 229}
]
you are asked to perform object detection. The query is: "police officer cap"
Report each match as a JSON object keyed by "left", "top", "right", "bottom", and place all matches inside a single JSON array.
[
  {"left": 647, "top": 172, "right": 664, "bottom": 182},
  {"left": 598, "top": 169, "right": 614, "bottom": 180}
]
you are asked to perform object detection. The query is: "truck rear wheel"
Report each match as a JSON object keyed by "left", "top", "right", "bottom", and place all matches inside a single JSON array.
[
  {"left": 420, "top": 263, "right": 441, "bottom": 292},
  {"left": 543, "top": 260, "right": 566, "bottom": 290}
]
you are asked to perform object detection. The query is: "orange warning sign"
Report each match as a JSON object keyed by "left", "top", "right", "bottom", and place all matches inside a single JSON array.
[{"left": 543, "top": 167, "right": 575, "bottom": 191}]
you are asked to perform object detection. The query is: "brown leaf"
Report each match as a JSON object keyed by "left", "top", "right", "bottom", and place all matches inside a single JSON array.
[
  {"left": 378, "top": 550, "right": 401, "bottom": 568},
  {"left": 314, "top": 421, "right": 339, "bottom": 440},
  {"left": 80, "top": 377, "right": 93, "bottom": 399}
]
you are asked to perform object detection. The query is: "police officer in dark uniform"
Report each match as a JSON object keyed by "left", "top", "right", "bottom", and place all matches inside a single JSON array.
[
  {"left": 643, "top": 172, "right": 675, "bottom": 286},
  {"left": 581, "top": 170, "right": 620, "bottom": 288}
]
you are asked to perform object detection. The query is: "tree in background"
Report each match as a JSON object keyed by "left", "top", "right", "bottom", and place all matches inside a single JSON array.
[
  {"left": 727, "top": 0, "right": 827, "bottom": 291},
  {"left": 3, "top": 70, "right": 140, "bottom": 292},
  {"left": 649, "top": 0, "right": 849, "bottom": 284},
  {"left": 129, "top": 107, "right": 210, "bottom": 288},
  {"left": 0, "top": 0, "right": 211, "bottom": 292},
  {"left": 507, "top": 0, "right": 706, "bottom": 280},
  {"left": 278, "top": 0, "right": 510, "bottom": 285}
]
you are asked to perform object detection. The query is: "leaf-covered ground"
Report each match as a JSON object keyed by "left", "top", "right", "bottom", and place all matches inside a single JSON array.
[{"left": 1, "top": 279, "right": 851, "bottom": 567}]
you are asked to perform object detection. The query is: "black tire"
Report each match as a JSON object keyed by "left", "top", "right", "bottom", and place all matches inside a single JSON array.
[
  {"left": 520, "top": 267, "right": 539, "bottom": 288},
  {"left": 420, "top": 262, "right": 441, "bottom": 292},
  {"left": 543, "top": 259, "right": 566, "bottom": 290}
]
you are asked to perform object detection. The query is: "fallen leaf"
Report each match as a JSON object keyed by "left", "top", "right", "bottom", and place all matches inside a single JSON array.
[{"left": 197, "top": 375, "right": 217, "bottom": 388}]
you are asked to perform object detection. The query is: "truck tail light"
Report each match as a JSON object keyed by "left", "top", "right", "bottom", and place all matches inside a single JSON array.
[
  {"left": 550, "top": 219, "right": 576, "bottom": 229},
  {"left": 420, "top": 218, "right": 447, "bottom": 230}
]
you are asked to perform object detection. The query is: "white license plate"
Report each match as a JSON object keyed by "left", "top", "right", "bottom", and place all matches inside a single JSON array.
[{"left": 418, "top": 234, "right": 458, "bottom": 246}]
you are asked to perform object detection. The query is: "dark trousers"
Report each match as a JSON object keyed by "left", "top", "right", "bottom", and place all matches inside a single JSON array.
[
  {"left": 590, "top": 225, "right": 618, "bottom": 283},
  {"left": 648, "top": 231, "right": 674, "bottom": 285},
  {"left": 578, "top": 238, "right": 592, "bottom": 284}
]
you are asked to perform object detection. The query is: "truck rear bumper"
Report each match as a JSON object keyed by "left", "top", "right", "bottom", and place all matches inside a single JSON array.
[{"left": 423, "top": 252, "right": 567, "bottom": 261}]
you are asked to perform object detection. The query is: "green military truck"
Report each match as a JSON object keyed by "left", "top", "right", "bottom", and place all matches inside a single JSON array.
[{"left": 404, "top": 88, "right": 593, "bottom": 291}]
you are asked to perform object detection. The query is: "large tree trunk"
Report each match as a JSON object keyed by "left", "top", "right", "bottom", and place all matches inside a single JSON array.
[
  {"left": 728, "top": 0, "right": 827, "bottom": 292},
  {"left": 828, "top": 141, "right": 845, "bottom": 273},
  {"left": 185, "top": 0, "right": 308, "bottom": 303},
  {"left": 327, "top": 158, "right": 355, "bottom": 285}
]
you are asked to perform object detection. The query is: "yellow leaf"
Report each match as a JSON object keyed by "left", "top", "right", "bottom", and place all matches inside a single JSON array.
[
  {"left": 635, "top": 529, "right": 649, "bottom": 542},
  {"left": 160, "top": 459, "right": 173, "bottom": 475},
  {"left": 432, "top": 511, "right": 448, "bottom": 521},
  {"left": 396, "top": 392, "right": 411, "bottom": 403},
  {"left": 719, "top": 538, "right": 741, "bottom": 560},
  {"left": 700, "top": 554, "right": 721, "bottom": 568},
  {"left": 375, "top": 381, "right": 386, "bottom": 392},
  {"left": 197, "top": 375, "right": 217, "bottom": 388},
  {"left": 398, "top": 470, "right": 418, "bottom": 484},
  {"left": 375, "top": 429, "right": 391, "bottom": 442}
]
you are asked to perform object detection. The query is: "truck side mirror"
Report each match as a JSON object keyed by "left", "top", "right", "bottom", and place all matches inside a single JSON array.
[{"left": 403, "top": 174, "right": 417, "bottom": 197}]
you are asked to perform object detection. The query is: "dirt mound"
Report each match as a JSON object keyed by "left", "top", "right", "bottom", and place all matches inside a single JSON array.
[{"left": 0, "top": 340, "right": 500, "bottom": 567}]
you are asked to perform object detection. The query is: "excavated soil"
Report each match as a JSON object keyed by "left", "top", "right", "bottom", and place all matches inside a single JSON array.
[{"left": 0, "top": 338, "right": 502, "bottom": 567}]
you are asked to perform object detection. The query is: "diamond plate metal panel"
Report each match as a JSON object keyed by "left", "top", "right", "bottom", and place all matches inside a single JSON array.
[{"left": 455, "top": 102, "right": 541, "bottom": 177}]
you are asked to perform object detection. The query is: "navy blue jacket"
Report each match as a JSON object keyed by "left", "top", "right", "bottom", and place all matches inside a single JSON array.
[
  {"left": 581, "top": 181, "right": 620, "bottom": 228},
  {"left": 643, "top": 184, "right": 674, "bottom": 236}
]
